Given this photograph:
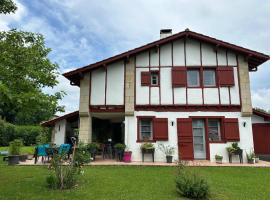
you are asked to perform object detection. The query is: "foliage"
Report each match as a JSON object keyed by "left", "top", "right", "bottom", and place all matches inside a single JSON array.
[
  {"left": 114, "top": 143, "right": 126, "bottom": 150},
  {"left": 9, "top": 139, "right": 22, "bottom": 155},
  {"left": 0, "top": 119, "right": 49, "bottom": 146},
  {"left": 215, "top": 154, "right": 223, "bottom": 160},
  {"left": 87, "top": 142, "right": 99, "bottom": 151},
  {"left": 140, "top": 143, "right": 155, "bottom": 150},
  {"left": 176, "top": 163, "right": 210, "bottom": 200},
  {"left": 73, "top": 143, "right": 91, "bottom": 167},
  {"left": 246, "top": 150, "right": 255, "bottom": 161},
  {"left": 158, "top": 144, "right": 175, "bottom": 156},
  {"left": 0, "top": 29, "right": 65, "bottom": 125},
  {"left": 0, "top": 0, "right": 17, "bottom": 14},
  {"left": 226, "top": 142, "right": 241, "bottom": 154},
  {"left": 0, "top": 146, "right": 35, "bottom": 154}
]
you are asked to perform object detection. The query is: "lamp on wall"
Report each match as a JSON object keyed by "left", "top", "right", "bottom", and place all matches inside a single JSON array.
[
  {"left": 171, "top": 121, "right": 174, "bottom": 126},
  {"left": 243, "top": 121, "right": 246, "bottom": 127}
]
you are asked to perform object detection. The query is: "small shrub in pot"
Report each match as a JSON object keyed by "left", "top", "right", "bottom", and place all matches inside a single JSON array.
[
  {"left": 7, "top": 139, "right": 23, "bottom": 165},
  {"left": 158, "top": 144, "right": 175, "bottom": 163},
  {"left": 215, "top": 154, "right": 223, "bottom": 164},
  {"left": 114, "top": 143, "right": 126, "bottom": 161}
]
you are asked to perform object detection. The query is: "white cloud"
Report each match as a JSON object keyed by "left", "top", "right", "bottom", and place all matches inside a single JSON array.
[{"left": 252, "top": 89, "right": 270, "bottom": 112}]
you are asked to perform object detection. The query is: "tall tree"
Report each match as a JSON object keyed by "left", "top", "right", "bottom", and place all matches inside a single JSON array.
[
  {"left": 0, "top": 0, "right": 17, "bottom": 14},
  {"left": 0, "top": 1, "right": 65, "bottom": 124}
]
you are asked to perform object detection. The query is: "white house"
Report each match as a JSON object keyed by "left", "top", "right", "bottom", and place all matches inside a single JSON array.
[{"left": 42, "top": 29, "right": 269, "bottom": 163}]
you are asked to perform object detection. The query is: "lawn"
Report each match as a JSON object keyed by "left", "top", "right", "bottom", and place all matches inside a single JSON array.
[{"left": 0, "top": 160, "right": 270, "bottom": 200}]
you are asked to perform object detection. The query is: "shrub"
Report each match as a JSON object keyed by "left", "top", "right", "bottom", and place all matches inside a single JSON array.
[
  {"left": 74, "top": 144, "right": 91, "bottom": 167},
  {"left": 158, "top": 144, "right": 175, "bottom": 156},
  {"left": 176, "top": 162, "right": 210, "bottom": 200},
  {"left": 114, "top": 143, "right": 126, "bottom": 150},
  {"left": 9, "top": 139, "right": 23, "bottom": 155},
  {"left": 140, "top": 143, "right": 155, "bottom": 150},
  {"left": 0, "top": 119, "right": 49, "bottom": 146}
]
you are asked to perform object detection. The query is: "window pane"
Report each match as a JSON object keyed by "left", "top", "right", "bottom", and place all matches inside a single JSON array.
[
  {"left": 140, "top": 119, "right": 153, "bottom": 140},
  {"left": 187, "top": 70, "right": 200, "bottom": 87},
  {"left": 151, "top": 72, "right": 159, "bottom": 85},
  {"left": 203, "top": 70, "right": 216, "bottom": 86},
  {"left": 208, "top": 119, "right": 221, "bottom": 141}
]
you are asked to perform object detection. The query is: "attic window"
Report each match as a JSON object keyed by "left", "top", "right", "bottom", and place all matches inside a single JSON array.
[{"left": 150, "top": 71, "right": 159, "bottom": 86}]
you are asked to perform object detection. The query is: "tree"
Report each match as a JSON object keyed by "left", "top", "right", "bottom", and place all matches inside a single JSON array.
[
  {"left": 0, "top": 0, "right": 17, "bottom": 14},
  {"left": 0, "top": 2, "right": 65, "bottom": 125}
]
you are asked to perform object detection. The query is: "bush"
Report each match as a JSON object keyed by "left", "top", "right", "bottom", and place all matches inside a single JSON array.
[
  {"left": 0, "top": 119, "right": 49, "bottom": 146},
  {"left": 74, "top": 143, "right": 91, "bottom": 167},
  {"left": 9, "top": 139, "right": 23, "bottom": 155}
]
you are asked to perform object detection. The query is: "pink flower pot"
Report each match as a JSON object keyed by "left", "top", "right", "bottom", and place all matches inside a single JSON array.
[{"left": 123, "top": 151, "right": 132, "bottom": 162}]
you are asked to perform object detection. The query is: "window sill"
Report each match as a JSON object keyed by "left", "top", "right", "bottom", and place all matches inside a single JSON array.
[
  {"left": 209, "top": 141, "right": 226, "bottom": 144},
  {"left": 136, "top": 140, "right": 156, "bottom": 143}
]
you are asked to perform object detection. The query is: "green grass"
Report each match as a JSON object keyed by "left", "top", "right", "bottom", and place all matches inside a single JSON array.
[
  {"left": 0, "top": 163, "right": 270, "bottom": 200},
  {"left": 0, "top": 146, "right": 35, "bottom": 155}
]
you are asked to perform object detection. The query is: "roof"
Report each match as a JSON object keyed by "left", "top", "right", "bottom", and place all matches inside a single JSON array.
[
  {"left": 253, "top": 109, "right": 270, "bottom": 121},
  {"left": 41, "top": 111, "right": 79, "bottom": 127},
  {"left": 63, "top": 29, "right": 269, "bottom": 86}
]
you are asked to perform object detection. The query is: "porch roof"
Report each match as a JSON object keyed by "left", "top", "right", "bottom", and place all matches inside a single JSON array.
[
  {"left": 41, "top": 111, "right": 79, "bottom": 127},
  {"left": 253, "top": 109, "right": 270, "bottom": 121}
]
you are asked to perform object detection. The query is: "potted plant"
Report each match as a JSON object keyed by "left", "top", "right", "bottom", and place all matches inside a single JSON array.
[
  {"left": 246, "top": 150, "right": 255, "bottom": 164},
  {"left": 114, "top": 143, "right": 126, "bottom": 161},
  {"left": 140, "top": 142, "right": 155, "bottom": 153},
  {"left": 87, "top": 142, "right": 99, "bottom": 161},
  {"left": 255, "top": 156, "right": 259, "bottom": 163},
  {"left": 123, "top": 146, "right": 132, "bottom": 163},
  {"left": 158, "top": 144, "right": 175, "bottom": 163},
  {"left": 7, "top": 139, "right": 23, "bottom": 165},
  {"left": 215, "top": 154, "right": 223, "bottom": 164}
]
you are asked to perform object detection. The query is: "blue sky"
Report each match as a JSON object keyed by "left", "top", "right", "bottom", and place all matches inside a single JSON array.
[{"left": 1, "top": 0, "right": 270, "bottom": 114}]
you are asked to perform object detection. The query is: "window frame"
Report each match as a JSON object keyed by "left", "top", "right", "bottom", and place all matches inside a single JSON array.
[
  {"left": 137, "top": 116, "right": 156, "bottom": 142},
  {"left": 150, "top": 71, "right": 160, "bottom": 87},
  {"left": 207, "top": 119, "right": 222, "bottom": 142},
  {"left": 187, "top": 69, "right": 201, "bottom": 88},
  {"left": 203, "top": 68, "right": 217, "bottom": 87}
]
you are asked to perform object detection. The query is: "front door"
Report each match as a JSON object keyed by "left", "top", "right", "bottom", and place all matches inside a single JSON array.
[{"left": 192, "top": 119, "right": 206, "bottom": 159}]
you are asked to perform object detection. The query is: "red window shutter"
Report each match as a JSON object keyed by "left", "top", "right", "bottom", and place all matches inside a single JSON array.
[
  {"left": 172, "top": 67, "right": 187, "bottom": 87},
  {"left": 218, "top": 67, "right": 235, "bottom": 86},
  {"left": 224, "top": 118, "right": 240, "bottom": 141},
  {"left": 141, "top": 71, "right": 150, "bottom": 86},
  {"left": 177, "top": 118, "right": 194, "bottom": 160},
  {"left": 153, "top": 118, "right": 168, "bottom": 141}
]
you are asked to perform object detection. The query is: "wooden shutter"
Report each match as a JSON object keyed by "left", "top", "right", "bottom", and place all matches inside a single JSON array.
[
  {"left": 224, "top": 118, "right": 240, "bottom": 141},
  {"left": 141, "top": 71, "right": 150, "bottom": 86},
  {"left": 177, "top": 118, "right": 194, "bottom": 160},
  {"left": 218, "top": 67, "right": 235, "bottom": 86},
  {"left": 172, "top": 67, "right": 186, "bottom": 87},
  {"left": 153, "top": 118, "right": 168, "bottom": 141}
]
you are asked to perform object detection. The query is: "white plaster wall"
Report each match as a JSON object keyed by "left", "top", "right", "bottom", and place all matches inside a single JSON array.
[
  {"left": 174, "top": 88, "right": 186, "bottom": 104},
  {"left": 91, "top": 68, "right": 106, "bottom": 105},
  {"left": 230, "top": 67, "right": 240, "bottom": 105},
  {"left": 227, "top": 51, "right": 237, "bottom": 66},
  {"left": 136, "top": 68, "right": 149, "bottom": 104},
  {"left": 204, "top": 88, "right": 219, "bottom": 104},
  {"left": 106, "top": 61, "right": 124, "bottom": 105},
  {"left": 150, "top": 87, "right": 159, "bottom": 105},
  {"left": 54, "top": 120, "right": 66, "bottom": 145},
  {"left": 220, "top": 87, "right": 230, "bottom": 105},
  {"left": 136, "top": 51, "right": 149, "bottom": 67},
  {"left": 201, "top": 43, "right": 216, "bottom": 66},
  {"left": 217, "top": 49, "right": 227, "bottom": 65},
  {"left": 150, "top": 49, "right": 159, "bottom": 66},
  {"left": 187, "top": 88, "right": 203, "bottom": 104},
  {"left": 125, "top": 111, "right": 253, "bottom": 163},
  {"left": 160, "top": 68, "right": 173, "bottom": 104},
  {"left": 186, "top": 39, "right": 200, "bottom": 66},
  {"left": 160, "top": 43, "right": 172, "bottom": 66},
  {"left": 251, "top": 114, "right": 269, "bottom": 124},
  {"left": 173, "top": 39, "right": 185, "bottom": 66}
]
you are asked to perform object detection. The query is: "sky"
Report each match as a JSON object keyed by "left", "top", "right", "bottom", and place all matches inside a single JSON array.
[{"left": 1, "top": 0, "right": 270, "bottom": 114}]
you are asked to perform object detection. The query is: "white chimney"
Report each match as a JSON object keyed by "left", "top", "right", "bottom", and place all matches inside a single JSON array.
[{"left": 160, "top": 29, "right": 172, "bottom": 39}]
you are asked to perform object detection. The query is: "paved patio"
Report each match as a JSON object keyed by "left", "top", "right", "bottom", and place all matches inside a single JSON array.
[{"left": 18, "top": 155, "right": 270, "bottom": 167}]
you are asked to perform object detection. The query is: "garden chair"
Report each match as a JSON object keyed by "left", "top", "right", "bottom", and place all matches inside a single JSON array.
[
  {"left": 34, "top": 144, "right": 49, "bottom": 164},
  {"left": 58, "top": 144, "right": 71, "bottom": 159}
]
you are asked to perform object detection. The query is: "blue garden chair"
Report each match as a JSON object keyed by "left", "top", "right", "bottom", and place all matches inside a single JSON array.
[
  {"left": 58, "top": 144, "right": 71, "bottom": 155},
  {"left": 34, "top": 144, "right": 49, "bottom": 164}
]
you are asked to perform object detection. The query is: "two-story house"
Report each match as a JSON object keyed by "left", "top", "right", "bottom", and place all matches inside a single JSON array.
[{"left": 42, "top": 29, "right": 269, "bottom": 162}]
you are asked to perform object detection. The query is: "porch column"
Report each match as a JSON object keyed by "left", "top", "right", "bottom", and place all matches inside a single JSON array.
[
  {"left": 238, "top": 56, "right": 252, "bottom": 116},
  {"left": 125, "top": 56, "right": 135, "bottom": 116},
  {"left": 79, "top": 72, "right": 92, "bottom": 143}
]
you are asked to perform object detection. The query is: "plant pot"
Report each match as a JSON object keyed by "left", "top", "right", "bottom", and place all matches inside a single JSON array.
[
  {"left": 216, "top": 159, "right": 223, "bottom": 164},
  {"left": 19, "top": 155, "right": 27, "bottom": 162},
  {"left": 123, "top": 151, "right": 132, "bottom": 162},
  {"left": 255, "top": 157, "right": 259, "bottom": 163},
  {"left": 7, "top": 155, "right": 20, "bottom": 165},
  {"left": 115, "top": 149, "right": 124, "bottom": 161},
  {"left": 166, "top": 155, "right": 173, "bottom": 163}
]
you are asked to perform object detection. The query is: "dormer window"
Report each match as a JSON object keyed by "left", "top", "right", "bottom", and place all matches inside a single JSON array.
[{"left": 150, "top": 71, "right": 159, "bottom": 86}]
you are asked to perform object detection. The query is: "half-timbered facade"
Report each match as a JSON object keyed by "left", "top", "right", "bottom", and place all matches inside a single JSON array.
[{"left": 43, "top": 29, "right": 269, "bottom": 162}]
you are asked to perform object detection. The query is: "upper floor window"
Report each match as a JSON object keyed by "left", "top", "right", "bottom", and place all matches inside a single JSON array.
[
  {"left": 187, "top": 70, "right": 200, "bottom": 87},
  {"left": 139, "top": 118, "right": 153, "bottom": 141},
  {"left": 150, "top": 71, "right": 159, "bottom": 86},
  {"left": 203, "top": 69, "right": 216, "bottom": 87},
  {"left": 208, "top": 119, "right": 221, "bottom": 141}
]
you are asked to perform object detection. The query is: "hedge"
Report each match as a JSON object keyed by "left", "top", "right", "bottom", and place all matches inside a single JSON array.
[{"left": 0, "top": 119, "right": 50, "bottom": 146}]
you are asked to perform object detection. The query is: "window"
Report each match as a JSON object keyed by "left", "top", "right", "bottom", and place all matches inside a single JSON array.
[
  {"left": 150, "top": 71, "right": 159, "bottom": 86},
  {"left": 187, "top": 70, "right": 200, "bottom": 87},
  {"left": 139, "top": 118, "right": 153, "bottom": 141},
  {"left": 203, "top": 70, "right": 216, "bottom": 87},
  {"left": 208, "top": 119, "right": 221, "bottom": 141}
]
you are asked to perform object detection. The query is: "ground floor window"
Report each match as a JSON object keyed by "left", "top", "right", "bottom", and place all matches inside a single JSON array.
[
  {"left": 139, "top": 118, "right": 153, "bottom": 141},
  {"left": 208, "top": 119, "right": 221, "bottom": 141}
]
